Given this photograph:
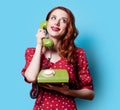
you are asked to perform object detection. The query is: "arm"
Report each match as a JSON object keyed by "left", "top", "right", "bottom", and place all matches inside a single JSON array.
[
  {"left": 23, "top": 29, "right": 46, "bottom": 83},
  {"left": 40, "top": 84, "right": 94, "bottom": 100},
  {"left": 68, "top": 88, "right": 94, "bottom": 100},
  {"left": 72, "top": 48, "right": 94, "bottom": 100},
  {"left": 24, "top": 44, "right": 42, "bottom": 83}
]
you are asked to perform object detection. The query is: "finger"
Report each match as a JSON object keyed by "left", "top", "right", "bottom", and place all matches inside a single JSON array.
[
  {"left": 46, "top": 84, "right": 54, "bottom": 88},
  {"left": 62, "top": 84, "right": 69, "bottom": 89},
  {"left": 37, "top": 29, "right": 42, "bottom": 33},
  {"left": 38, "top": 29, "right": 46, "bottom": 33}
]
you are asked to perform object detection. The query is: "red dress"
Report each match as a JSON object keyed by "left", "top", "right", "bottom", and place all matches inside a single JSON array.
[{"left": 22, "top": 48, "right": 93, "bottom": 110}]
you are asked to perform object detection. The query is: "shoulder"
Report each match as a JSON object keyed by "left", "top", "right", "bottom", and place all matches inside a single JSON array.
[
  {"left": 24, "top": 47, "right": 36, "bottom": 59},
  {"left": 25, "top": 47, "right": 36, "bottom": 54},
  {"left": 74, "top": 48, "right": 87, "bottom": 61},
  {"left": 75, "top": 47, "right": 86, "bottom": 55}
]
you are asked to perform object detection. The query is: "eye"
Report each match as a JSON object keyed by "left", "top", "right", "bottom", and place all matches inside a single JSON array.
[
  {"left": 50, "top": 16, "right": 56, "bottom": 20},
  {"left": 60, "top": 18, "right": 67, "bottom": 23}
]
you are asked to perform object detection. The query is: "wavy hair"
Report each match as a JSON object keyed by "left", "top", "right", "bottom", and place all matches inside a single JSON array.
[{"left": 46, "top": 6, "right": 78, "bottom": 63}]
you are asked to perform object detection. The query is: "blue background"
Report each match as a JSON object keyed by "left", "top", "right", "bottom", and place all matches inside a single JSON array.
[{"left": 0, "top": 0, "right": 120, "bottom": 110}]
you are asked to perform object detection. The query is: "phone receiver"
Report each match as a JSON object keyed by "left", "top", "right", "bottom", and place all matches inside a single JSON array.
[{"left": 40, "top": 21, "right": 54, "bottom": 47}]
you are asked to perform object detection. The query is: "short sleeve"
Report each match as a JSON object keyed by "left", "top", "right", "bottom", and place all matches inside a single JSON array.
[
  {"left": 76, "top": 48, "right": 94, "bottom": 90},
  {"left": 21, "top": 48, "right": 35, "bottom": 76}
]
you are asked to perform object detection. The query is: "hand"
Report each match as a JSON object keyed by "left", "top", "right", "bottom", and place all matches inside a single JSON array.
[
  {"left": 39, "top": 83, "right": 70, "bottom": 96},
  {"left": 36, "top": 29, "right": 46, "bottom": 45}
]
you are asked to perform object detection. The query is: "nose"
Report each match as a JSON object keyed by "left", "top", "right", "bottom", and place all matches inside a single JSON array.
[{"left": 54, "top": 19, "right": 60, "bottom": 26}]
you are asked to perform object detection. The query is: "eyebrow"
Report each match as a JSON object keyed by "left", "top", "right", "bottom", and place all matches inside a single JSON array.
[
  {"left": 51, "top": 15, "right": 68, "bottom": 20},
  {"left": 61, "top": 17, "right": 68, "bottom": 20}
]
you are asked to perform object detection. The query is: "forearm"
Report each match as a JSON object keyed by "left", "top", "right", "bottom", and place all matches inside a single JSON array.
[
  {"left": 68, "top": 88, "right": 94, "bottom": 100},
  {"left": 24, "top": 44, "right": 42, "bottom": 82},
  {"left": 42, "top": 84, "right": 94, "bottom": 100}
]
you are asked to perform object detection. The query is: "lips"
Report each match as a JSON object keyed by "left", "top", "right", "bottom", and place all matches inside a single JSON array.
[{"left": 51, "top": 26, "right": 60, "bottom": 32}]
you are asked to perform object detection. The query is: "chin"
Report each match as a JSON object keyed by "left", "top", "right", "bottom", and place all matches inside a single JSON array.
[{"left": 50, "top": 33, "right": 59, "bottom": 38}]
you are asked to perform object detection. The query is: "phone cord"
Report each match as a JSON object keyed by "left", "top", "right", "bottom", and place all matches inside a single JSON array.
[
  {"left": 30, "top": 82, "right": 39, "bottom": 99},
  {"left": 30, "top": 48, "right": 52, "bottom": 99}
]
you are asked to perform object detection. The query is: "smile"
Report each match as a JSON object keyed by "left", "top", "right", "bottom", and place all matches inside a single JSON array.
[{"left": 51, "top": 26, "right": 60, "bottom": 32}]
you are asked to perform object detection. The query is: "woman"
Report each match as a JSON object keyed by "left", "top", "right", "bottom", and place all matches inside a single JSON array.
[{"left": 22, "top": 6, "right": 94, "bottom": 110}]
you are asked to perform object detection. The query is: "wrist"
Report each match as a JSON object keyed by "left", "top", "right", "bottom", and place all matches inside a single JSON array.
[
  {"left": 36, "top": 43, "right": 42, "bottom": 48},
  {"left": 36, "top": 44, "right": 42, "bottom": 52},
  {"left": 67, "top": 89, "right": 76, "bottom": 98},
  {"left": 68, "top": 89, "right": 73, "bottom": 96}
]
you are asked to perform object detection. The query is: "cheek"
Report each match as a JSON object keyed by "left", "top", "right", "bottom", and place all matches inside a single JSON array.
[
  {"left": 61, "top": 23, "right": 67, "bottom": 29},
  {"left": 61, "top": 25, "right": 67, "bottom": 33},
  {"left": 47, "top": 21, "right": 53, "bottom": 31}
]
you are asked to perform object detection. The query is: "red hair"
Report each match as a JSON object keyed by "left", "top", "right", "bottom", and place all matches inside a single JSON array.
[{"left": 46, "top": 6, "right": 78, "bottom": 63}]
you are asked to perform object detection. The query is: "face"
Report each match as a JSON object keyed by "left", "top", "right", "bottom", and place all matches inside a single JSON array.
[{"left": 47, "top": 9, "right": 69, "bottom": 39}]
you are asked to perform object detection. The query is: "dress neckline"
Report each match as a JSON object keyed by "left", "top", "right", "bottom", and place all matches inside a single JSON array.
[{"left": 42, "top": 53, "right": 63, "bottom": 64}]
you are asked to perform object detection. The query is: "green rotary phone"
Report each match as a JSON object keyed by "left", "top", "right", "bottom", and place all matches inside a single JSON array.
[{"left": 37, "top": 21, "right": 69, "bottom": 84}]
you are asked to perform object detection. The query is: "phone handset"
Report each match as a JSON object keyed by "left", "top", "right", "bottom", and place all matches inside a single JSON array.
[{"left": 40, "top": 21, "right": 54, "bottom": 47}]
